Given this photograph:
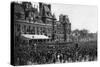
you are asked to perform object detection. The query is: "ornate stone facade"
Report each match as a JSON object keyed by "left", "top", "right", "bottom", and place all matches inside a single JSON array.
[{"left": 13, "top": 2, "right": 71, "bottom": 42}]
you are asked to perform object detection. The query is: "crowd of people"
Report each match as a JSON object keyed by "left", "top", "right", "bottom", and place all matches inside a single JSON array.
[
  {"left": 14, "top": 42, "right": 97, "bottom": 65},
  {"left": 28, "top": 44, "right": 97, "bottom": 65},
  {"left": 14, "top": 36, "right": 97, "bottom": 65}
]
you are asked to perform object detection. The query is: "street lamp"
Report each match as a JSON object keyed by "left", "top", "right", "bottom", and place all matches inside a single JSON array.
[{"left": 34, "top": 43, "right": 37, "bottom": 52}]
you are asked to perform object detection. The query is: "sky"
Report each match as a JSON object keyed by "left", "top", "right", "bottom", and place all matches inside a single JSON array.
[
  {"left": 31, "top": 2, "right": 98, "bottom": 33},
  {"left": 51, "top": 3, "right": 98, "bottom": 33}
]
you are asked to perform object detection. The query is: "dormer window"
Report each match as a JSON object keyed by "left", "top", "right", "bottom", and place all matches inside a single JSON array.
[{"left": 47, "top": 12, "right": 49, "bottom": 16}]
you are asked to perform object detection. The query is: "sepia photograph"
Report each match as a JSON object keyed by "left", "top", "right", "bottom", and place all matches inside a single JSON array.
[{"left": 11, "top": 1, "right": 97, "bottom": 66}]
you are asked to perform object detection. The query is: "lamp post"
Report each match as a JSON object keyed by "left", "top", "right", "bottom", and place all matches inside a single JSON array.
[
  {"left": 73, "top": 32, "right": 80, "bottom": 61},
  {"left": 34, "top": 43, "right": 37, "bottom": 52}
]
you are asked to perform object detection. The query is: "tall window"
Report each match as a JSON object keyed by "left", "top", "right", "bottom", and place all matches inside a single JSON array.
[
  {"left": 22, "top": 25, "right": 24, "bottom": 33},
  {"left": 24, "top": 25, "right": 26, "bottom": 34},
  {"left": 37, "top": 27, "right": 39, "bottom": 35},
  {"left": 17, "top": 24, "right": 20, "bottom": 32},
  {"left": 42, "top": 27, "right": 45, "bottom": 35},
  {"left": 32, "top": 27, "right": 35, "bottom": 34},
  {"left": 40, "top": 27, "right": 42, "bottom": 35},
  {"left": 29, "top": 26, "right": 31, "bottom": 34},
  {"left": 26, "top": 26, "right": 29, "bottom": 34}
]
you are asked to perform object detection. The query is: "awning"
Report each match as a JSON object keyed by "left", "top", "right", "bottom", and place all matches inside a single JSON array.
[{"left": 21, "top": 34, "right": 50, "bottom": 40}]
